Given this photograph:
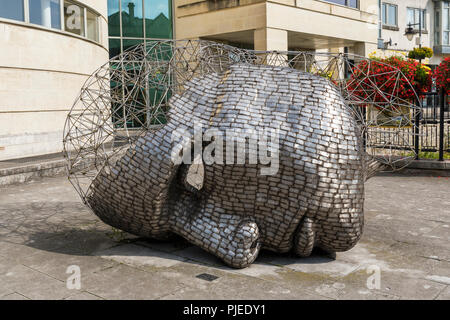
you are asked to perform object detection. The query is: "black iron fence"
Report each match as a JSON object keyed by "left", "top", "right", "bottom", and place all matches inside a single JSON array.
[
  {"left": 416, "top": 91, "right": 450, "bottom": 161},
  {"left": 366, "top": 90, "right": 450, "bottom": 162}
]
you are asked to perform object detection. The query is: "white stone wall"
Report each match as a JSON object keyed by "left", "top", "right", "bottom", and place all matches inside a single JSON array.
[{"left": 0, "top": 0, "right": 109, "bottom": 161}]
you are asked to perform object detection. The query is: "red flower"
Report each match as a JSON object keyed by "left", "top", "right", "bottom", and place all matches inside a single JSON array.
[
  {"left": 348, "top": 56, "right": 431, "bottom": 102},
  {"left": 434, "top": 57, "right": 450, "bottom": 94}
]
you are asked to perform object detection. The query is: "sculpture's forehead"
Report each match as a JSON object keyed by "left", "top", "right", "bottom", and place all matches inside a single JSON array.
[
  {"left": 185, "top": 63, "right": 331, "bottom": 95},
  {"left": 170, "top": 63, "right": 351, "bottom": 128}
]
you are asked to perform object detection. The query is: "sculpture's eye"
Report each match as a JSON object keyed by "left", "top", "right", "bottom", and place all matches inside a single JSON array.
[{"left": 185, "top": 157, "right": 204, "bottom": 191}]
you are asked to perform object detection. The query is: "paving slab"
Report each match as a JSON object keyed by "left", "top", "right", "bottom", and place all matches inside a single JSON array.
[
  {"left": 435, "top": 286, "right": 450, "bottom": 300},
  {"left": 158, "top": 262, "right": 324, "bottom": 300},
  {"left": 81, "top": 264, "right": 184, "bottom": 300},
  {"left": 134, "top": 237, "right": 191, "bottom": 253},
  {"left": 94, "top": 243, "right": 187, "bottom": 269},
  {"left": 63, "top": 291, "right": 103, "bottom": 300},
  {"left": 0, "top": 292, "right": 30, "bottom": 300},
  {"left": 10, "top": 249, "right": 118, "bottom": 282},
  {"left": 0, "top": 263, "right": 73, "bottom": 300}
]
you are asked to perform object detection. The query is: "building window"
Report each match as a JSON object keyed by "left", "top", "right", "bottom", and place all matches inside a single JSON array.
[
  {"left": 0, "top": 0, "right": 100, "bottom": 44},
  {"left": 407, "top": 7, "right": 426, "bottom": 31},
  {"left": 108, "top": 0, "right": 173, "bottom": 59},
  {"left": 436, "top": 9, "right": 441, "bottom": 45},
  {"left": 86, "top": 9, "right": 99, "bottom": 42},
  {"left": 145, "top": 0, "right": 173, "bottom": 38},
  {"left": 29, "top": 0, "right": 61, "bottom": 30},
  {"left": 0, "top": 0, "right": 25, "bottom": 21},
  {"left": 444, "top": 2, "right": 450, "bottom": 45},
  {"left": 382, "top": 3, "right": 397, "bottom": 27},
  {"left": 108, "top": 0, "right": 120, "bottom": 37},
  {"left": 323, "top": 0, "right": 358, "bottom": 9},
  {"left": 64, "top": 1, "right": 85, "bottom": 36},
  {"left": 108, "top": 0, "right": 174, "bottom": 129},
  {"left": 122, "top": 0, "right": 143, "bottom": 37}
]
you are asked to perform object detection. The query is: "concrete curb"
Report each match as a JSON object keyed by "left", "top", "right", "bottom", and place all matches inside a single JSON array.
[
  {"left": 405, "top": 159, "right": 450, "bottom": 170},
  {"left": 0, "top": 159, "right": 68, "bottom": 186},
  {"left": 0, "top": 153, "right": 97, "bottom": 186}
]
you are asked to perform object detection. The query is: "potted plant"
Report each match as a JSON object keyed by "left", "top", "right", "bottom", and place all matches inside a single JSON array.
[{"left": 408, "top": 47, "right": 433, "bottom": 61}]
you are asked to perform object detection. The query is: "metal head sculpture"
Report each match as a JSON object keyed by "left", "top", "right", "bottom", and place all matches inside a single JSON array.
[{"left": 64, "top": 40, "right": 420, "bottom": 268}]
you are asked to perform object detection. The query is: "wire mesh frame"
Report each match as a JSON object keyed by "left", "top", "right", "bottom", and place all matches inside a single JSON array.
[{"left": 63, "top": 39, "right": 422, "bottom": 201}]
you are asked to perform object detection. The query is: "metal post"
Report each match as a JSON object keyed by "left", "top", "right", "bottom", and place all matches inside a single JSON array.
[
  {"left": 414, "top": 11, "right": 423, "bottom": 159},
  {"left": 418, "top": 11, "right": 422, "bottom": 64},
  {"left": 439, "top": 89, "right": 445, "bottom": 161},
  {"left": 419, "top": 10, "right": 422, "bottom": 48},
  {"left": 362, "top": 106, "right": 367, "bottom": 152},
  {"left": 415, "top": 96, "right": 421, "bottom": 160}
]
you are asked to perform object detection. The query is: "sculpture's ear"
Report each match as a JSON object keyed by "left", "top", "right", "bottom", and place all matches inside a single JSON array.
[{"left": 364, "top": 157, "right": 387, "bottom": 181}]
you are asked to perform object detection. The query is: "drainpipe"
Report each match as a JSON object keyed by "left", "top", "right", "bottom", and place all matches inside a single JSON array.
[{"left": 377, "top": 0, "right": 384, "bottom": 49}]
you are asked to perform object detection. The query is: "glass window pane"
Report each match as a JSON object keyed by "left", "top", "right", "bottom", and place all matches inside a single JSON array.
[
  {"left": 29, "top": 0, "right": 61, "bottom": 29},
  {"left": 407, "top": 8, "right": 414, "bottom": 25},
  {"left": 64, "top": 1, "right": 85, "bottom": 36},
  {"left": 444, "top": 31, "right": 449, "bottom": 45},
  {"left": 422, "top": 10, "right": 426, "bottom": 30},
  {"left": 0, "top": 0, "right": 24, "bottom": 21},
  {"left": 109, "top": 38, "right": 121, "bottom": 59},
  {"left": 445, "top": 8, "right": 449, "bottom": 31},
  {"left": 415, "top": 9, "right": 420, "bottom": 26},
  {"left": 324, "top": 0, "right": 346, "bottom": 6},
  {"left": 435, "top": 10, "right": 440, "bottom": 28},
  {"left": 382, "top": 4, "right": 387, "bottom": 24},
  {"left": 145, "top": 0, "right": 172, "bottom": 38},
  {"left": 123, "top": 38, "right": 143, "bottom": 52},
  {"left": 108, "top": 0, "right": 120, "bottom": 37},
  {"left": 86, "top": 10, "right": 98, "bottom": 41},
  {"left": 348, "top": 0, "right": 358, "bottom": 8},
  {"left": 122, "top": 0, "right": 143, "bottom": 38},
  {"left": 388, "top": 5, "right": 396, "bottom": 26}
]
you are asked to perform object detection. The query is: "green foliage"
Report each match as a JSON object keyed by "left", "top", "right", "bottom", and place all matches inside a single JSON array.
[
  {"left": 408, "top": 47, "right": 433, "bottom": 60},
  {"left": 419, "top": 152, "right": 450, "bottom": 160},
  {"left": 403, "top": 151, "right": 450, "bottom": 160},
  {"left": 107, "top": 227, "right": 127, "bottom": 242},
  {"left": 415, "top": 64, "right": 431, "bottom": 87}
]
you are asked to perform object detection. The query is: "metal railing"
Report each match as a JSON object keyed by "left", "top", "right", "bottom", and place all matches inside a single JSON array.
[{"left": 416, "top": 90, "right": 450, "bottom": 161}]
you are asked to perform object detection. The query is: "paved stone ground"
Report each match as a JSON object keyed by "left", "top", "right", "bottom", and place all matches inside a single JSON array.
[{"left": 0, "top": 174, "right": 449, "bottom": 300}]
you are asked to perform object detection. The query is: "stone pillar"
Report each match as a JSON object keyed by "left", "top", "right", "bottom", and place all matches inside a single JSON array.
[
  {"left": 353, "top": 42, "right": 377, "bottom": 58},
  {"left": 254, "top": 28, "right": 288, "bottom": 51},
  {"left": 254, "top": 28, "right": 288, "bottom": 66}
]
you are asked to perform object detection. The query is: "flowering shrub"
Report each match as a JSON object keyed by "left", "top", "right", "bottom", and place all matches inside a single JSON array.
[
  {"left": 408, "top": 47, "right": 433, "bottom": 60},
  {"left": 348, "top": 55, "right": 432, "bottom": 102},
  {"left": 433, "top": 56, "right": 450, "bottom": 93}
]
